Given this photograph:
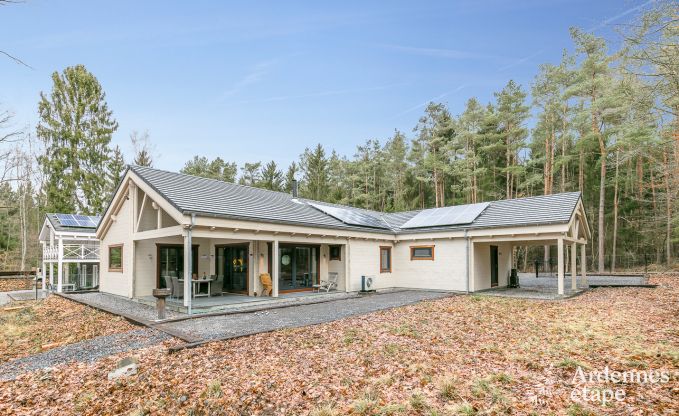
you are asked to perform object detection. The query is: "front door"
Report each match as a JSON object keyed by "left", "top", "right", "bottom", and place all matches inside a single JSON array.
[
  {"left": 216, "top": 245, "right": 248, "bottom": 293},
  {"left": 279, "top": 244, "right": 319, "bottom": 291},
  {"left": 490, "top": 245, "right": 499, "bottom": 287}
]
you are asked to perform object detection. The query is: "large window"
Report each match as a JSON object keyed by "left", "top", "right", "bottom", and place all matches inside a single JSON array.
[
  {"left": 410, "top": 245, "right": 435, "bottom": 261},
  {"left": 379, "top": 246, "right": 391, "bottom": 273},
  {"left": 279, "top": 244, "right": 319, "bottom": 291},
  {"left": 108, "top": 244, "right": 123, "bottom": 272},
  {"left": 157, "top": 245, "right": 198, "bottom": 289}
]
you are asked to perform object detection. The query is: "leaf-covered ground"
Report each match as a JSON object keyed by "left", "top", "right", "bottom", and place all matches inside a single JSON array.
[
  {"left": 1, "top": 275, "right": 678, "bottom": 415},
  {"left": 0, "top": 278, "right": 32, "bottom": 292},
  {"left": 0, "top": 295, "right": 136, "bottom": 363}
]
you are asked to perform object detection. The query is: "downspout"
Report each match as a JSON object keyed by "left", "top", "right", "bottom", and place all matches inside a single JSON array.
[
  {"left": 464, "top": 229, "right": 470, "bottom": 294},
  {"left": 187, "top": 213, "right": 195, "bottom": 315}
]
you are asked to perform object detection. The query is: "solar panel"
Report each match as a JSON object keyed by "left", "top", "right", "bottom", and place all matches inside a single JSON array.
[
  {"left": 400, "top": 202, "right": 489, "bottom": 229},
  {"left": 55, "top": 213, "right": 101, "bottom": 228},
  {"left": 308, "top": 202, "right": 389, "bottom": 229}
]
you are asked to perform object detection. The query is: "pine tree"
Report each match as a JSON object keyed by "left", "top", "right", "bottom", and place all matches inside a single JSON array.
[
  {"left": 239, "top": 162, "right": 262, "bottom": 187},
  {"left": 108, "top": 145, "right": 125, "bottom": 191},
  {"left": 131, "top": 130, "right": 153, "bottom": 167},
  {"left": 566, "top": 28, "right": 624, "bottom": 272},
  {"left": 260, "top": 161, "right": 284, "bottom": 191},
  {"left": 284, "top": 162, "right": 299, "bottom": 193},
  {"left": 413, "top": 103, "right": 455, "bottom": 207},
  {"left": 37, "top": 64, "right": 118, "bottom": 214},
  {"left": 495, "top": 80, "right": 530, "bottom": 199},
  {"left": 180, "top": 156, "right": 237, "bottom": 182},
  {"left": 300, "top": 144, "right": 328, "bottom": 200},
  {"left": 384, "top": 130, "right": 409, "bottom": 211}
]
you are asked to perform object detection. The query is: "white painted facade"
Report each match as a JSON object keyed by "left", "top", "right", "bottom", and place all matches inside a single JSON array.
[
  {"left": 38, "top": 217, "right": 100, "bottom": 293},
  {"left": 96, "top": 170, "right": 591, "bottom": 303}
]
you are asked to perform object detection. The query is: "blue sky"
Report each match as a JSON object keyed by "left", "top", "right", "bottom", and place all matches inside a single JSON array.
[{"left": 0, "top": 0, "right": 651, "bottom": 171}]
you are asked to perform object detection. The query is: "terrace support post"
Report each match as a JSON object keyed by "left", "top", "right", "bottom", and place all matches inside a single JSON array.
[
  {"left": 41, "top": 241, "right": 46, "bottom": 290},
  {"left": 571, "top": 242, "right": 577, "bottom": 290},
  {"left": 580, "top": 243, "right": 588, "bottom": 287},
  {"left": 183, "top": 234, "right": 191, "bottom": 309},
  {"left": 49, "top": 262, "right": 53, "bottom": 289},
  {"left": 272, "top": 240, "right": 279, "bottom": 298},
  {"left": 57, "top": 238, "right": 64, "bottom": 293},
  {"left": 557, "top": 238, "right": 564, "bottom": 296},
  {"left": 344, "top": 241, "right": 351, "bottom": 293}
]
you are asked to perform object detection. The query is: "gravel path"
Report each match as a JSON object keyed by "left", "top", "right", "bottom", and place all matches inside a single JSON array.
[
  {"left": 62, "top": 292, "right": 182, "bottom": 321},
  {"left": 0, "top": 328, "right": 171, "bottom": 381},
  {"left": 158, "top": 290, "right": 453, "bottom": 342}
]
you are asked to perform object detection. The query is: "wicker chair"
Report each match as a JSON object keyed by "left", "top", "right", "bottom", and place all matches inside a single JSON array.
[
  {"left": 163, "top": 275, "right": 174, "bottom": 297},
  {"left": 172, "top": 276, "right": 184, "bottom": 298},
  {"left": 210, "top": 276, "right": 222, "bottom": 296}
]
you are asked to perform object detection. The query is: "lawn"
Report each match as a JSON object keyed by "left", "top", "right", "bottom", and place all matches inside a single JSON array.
[
  {"left": 1, "top": 275, "right": 677, "bottom": 415},
  {"left": 0, "top": 295, "right": 136, "bottom": 363}
]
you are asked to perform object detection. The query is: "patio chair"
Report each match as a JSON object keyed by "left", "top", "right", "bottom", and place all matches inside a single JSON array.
[
  {"left": 314, "top": 272, "right": 339, "bottom": 293},
  {"left": 172, "top": 276, "right": 184, "bottom": 298},
  {"left": 163, "top": 275, "right": 174, "bottom": 298},
  {"left": 260, "top": 273, "right": 272, "bottom": 296},
  {"left": 210, "top": 275, "right": 222, "bottom": 296}
]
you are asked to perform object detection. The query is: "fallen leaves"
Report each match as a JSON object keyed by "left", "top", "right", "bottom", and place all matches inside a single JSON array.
[
  {"left": 0, "top": 274, "right": 678, "bottom": 415},
  {"left": 0, "top": 295, "right": 136, "bottom": 363},
  {"left": 0, "top": 278, "right": 32, "bottom": 292}
]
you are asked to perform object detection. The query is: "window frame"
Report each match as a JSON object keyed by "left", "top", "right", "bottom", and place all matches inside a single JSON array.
[
  {"left": 329, "top": 245, "right": 342, "bottom": 261},
  {"left": 410, "top": 245, "right": 435, "bottom": 261},
  {"left": 379, "top": 246, "right": 392, "bottom": 273},
  {"left": 108, "top": 244, "right": 124, "bottom": 272}
]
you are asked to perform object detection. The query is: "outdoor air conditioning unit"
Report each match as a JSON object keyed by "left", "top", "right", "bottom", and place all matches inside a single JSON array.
[{"left": 361, "top": 275, "right": 376, "bottom": 293}]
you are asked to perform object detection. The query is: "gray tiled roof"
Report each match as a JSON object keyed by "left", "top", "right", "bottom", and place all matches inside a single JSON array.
[
  {"left": 129, "top": 165, "right": 581, "bottom": 235},
  {"left": 46, "top": 213, "right": 99, "bottom": 234}
]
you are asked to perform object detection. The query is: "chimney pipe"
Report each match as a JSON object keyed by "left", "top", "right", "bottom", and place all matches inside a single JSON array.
[{"left": 292, "top": 180, "right": 298, "bottom": 198}]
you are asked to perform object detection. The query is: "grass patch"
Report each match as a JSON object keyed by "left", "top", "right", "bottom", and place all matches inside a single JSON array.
[
  {"left": 438, "top": 376, "right": 460, "bottom": 401},
  {"left": 556, "top": 357, "right": 588, "bottom": 370},
  {"left": 390, "top": 324, "right": 420, "bottom": 338},
  {"left": 383, "top": 343, "right": 400, "bottom": 356},
  {"left": 409, "top": 392, "right": 429, "bottom": 412},
  {"left": 567, "top": 403, "right": 598, "bottom": 416},
  {"left": 310, "top": 404, "right": 338, "bottom": 416}
]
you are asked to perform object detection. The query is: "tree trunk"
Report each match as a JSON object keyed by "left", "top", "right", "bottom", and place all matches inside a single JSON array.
[
  {"left": 561, "top": 133, "right": 566, "bottom": 193},
  {"left": 579, "top": 148, "right": 584, "bottom": 193},
  {"left": 611, "top": 150, "right": 619, "bottom": 272},
  {"left": 663, "top": 149, "right": 672, "bottom": 266}
]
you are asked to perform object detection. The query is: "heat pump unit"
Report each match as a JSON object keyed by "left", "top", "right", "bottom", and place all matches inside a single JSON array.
[{"left": 361, "top": 275, "right": 376, "bottom": 292}]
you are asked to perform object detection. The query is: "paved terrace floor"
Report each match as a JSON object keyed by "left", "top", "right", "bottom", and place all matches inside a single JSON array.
[{"left": 478, "top": 273, "right": 647, "bottom": 300}]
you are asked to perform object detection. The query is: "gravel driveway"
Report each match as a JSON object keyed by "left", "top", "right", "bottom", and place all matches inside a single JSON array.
[
  {"left": 0, "top": 328, "right": 171, "bottom": 381},
  {"left": 157, "top": 290, "right": 453, "bottom": 342}
]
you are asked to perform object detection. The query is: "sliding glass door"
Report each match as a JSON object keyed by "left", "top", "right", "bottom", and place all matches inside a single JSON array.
[
  {"left": 216, "top": 245, "right": 248, "bottom": 293},
  {"left": 157, "top": 245, "right": 198, "bottom": 289},
  {"left": 279, "top": 244, "right": 319, "bottom": 291}
]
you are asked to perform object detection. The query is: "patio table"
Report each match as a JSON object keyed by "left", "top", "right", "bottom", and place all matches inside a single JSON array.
[{"left": 178, "top": 278, "right": 215, "bottom": 298}]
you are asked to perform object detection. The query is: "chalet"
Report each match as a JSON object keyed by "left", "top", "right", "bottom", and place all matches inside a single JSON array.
[{"left": 93, "top": 165, "right": 590, "bottom": 311}]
